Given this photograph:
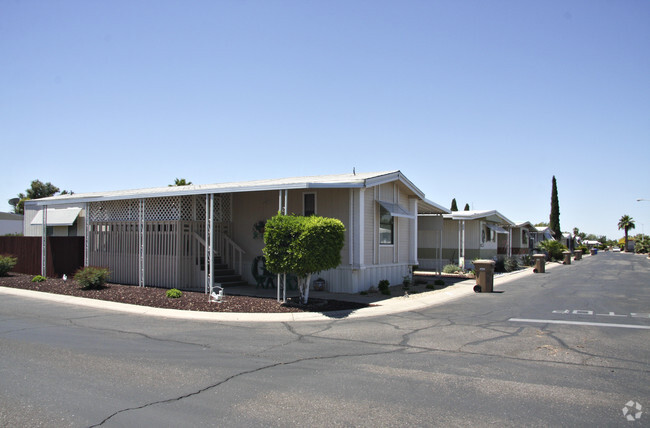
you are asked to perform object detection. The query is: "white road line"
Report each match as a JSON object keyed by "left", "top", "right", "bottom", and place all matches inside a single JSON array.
[{"left": 508, "top": 318, "right": 650, "bottom": 330}]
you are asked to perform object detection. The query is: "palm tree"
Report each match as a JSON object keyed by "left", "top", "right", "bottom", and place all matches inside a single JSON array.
[
  {"left": 169, "top": 178, "right": 192, "bottom": 187},
  {"left": 618, "top": 215, "right": 636, "bottom": 252}
]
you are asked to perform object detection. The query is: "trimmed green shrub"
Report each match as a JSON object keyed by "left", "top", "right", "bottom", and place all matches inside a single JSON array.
[
  {"left": 520, "top": 254, "right": 533, "bottom": 267},
  {"left": 166, "top": 288, "right": 182, "bottom": 298},
  {"left": 74, "top": 266, "right": 110, "bottom": 290},
  {"left": 426, "top": 284, "right": 435, "bottom": 290},
  {"left": 378, "top": 279, "right": 391, "bottom": 296},
  {"left": 442, "top": 264, "right": 461, "bottom": 274},
  {"left": 0, "top": 255, "right": 17, "bottom": 277},
  {"left": 264, "top": 214, "right": 345, "bottom": 304},
  {"left": 434, "top": 279, "right": 445, "bottom": 286},
  {"left": 31, "top": 275, "right": 46, "bottom": 282}
]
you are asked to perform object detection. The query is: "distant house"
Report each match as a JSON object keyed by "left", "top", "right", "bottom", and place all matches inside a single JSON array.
[
  {"left": 0, "top": 212, "right": 23, "bottom": 235},
  {"left": 419, "top": 210, "right": 514, "bottom": 270},
  {"left": 511, "top": 221, "right": 534, "bottom": 256},
  {"left": 530, "top": 226, "right": 554, "bottom": 247},
  {"left": 24, "top": 171, "right": 448, "bottom": 294}
]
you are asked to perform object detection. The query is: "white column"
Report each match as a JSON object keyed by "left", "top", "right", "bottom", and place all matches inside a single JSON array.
[
  {"left": 460, "top": 220, "right": 466, "bottom": 269},
  {"left": 41, "top": 205, "right": 47, "bottom": 277},
  {"left": 84, "top": 202, "right": 89, "bottom": 267},
  {"left": 409, "top": 198, "right": 418, "bottom": 265},
  {"left": 139, "top": 199, "right": 145, "bottom": 287}
]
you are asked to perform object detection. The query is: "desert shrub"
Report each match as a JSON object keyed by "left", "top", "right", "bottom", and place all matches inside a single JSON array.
[
  {"left": 504, "top": 257, "right": 519, "bottom": 272},
  {"left": 635, "top": 236, "right": 650, "bottom": 254},
  {"left": 0, "top": 255, "right": 17, "bottom": 277},
  {"left": 537, "top": 240, "right": 568, "bottom": 261},
  {"left": 31, "top": 275, "right": 47, "bottom": 282},
  {"left": 166, "top": 288, "right": 182, "bottom": 298},
  {"left": 74, "top": 266, "right": 110, "bottom": 290},
  {"left": 426, "top": 284, "right": 435, "bottom": 290},
  {"left": 520, "top": 254, "right": 532, "bottom": 267},
  {"left": 378, "top": 279, "right": 391, "bottom": 296},
  {"left": 442, "top": 264, "right": 461, "bottom": 274},
  {"left": 434, "top": 279, "right": 445, "bottom": 286}
]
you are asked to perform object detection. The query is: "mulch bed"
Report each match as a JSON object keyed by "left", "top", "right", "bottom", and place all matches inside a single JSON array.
[{"left": 0, "top": 273, "right": 370, "bottom": 313}]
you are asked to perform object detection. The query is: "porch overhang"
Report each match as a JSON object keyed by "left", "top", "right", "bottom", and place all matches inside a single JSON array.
[
  {"left": 377, "top": 201, "right": 414, "bottom": 219},
  {"left": 30, "top": 207, "right": 81, "bottom": 226}
]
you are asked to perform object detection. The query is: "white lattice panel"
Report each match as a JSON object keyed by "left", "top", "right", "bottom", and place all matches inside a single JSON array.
[
  {"left": 144, "top": 197, "right": 181, "bottom": 221},
  {"left": 89, "top": 200, "right": 138, "bottom": 222}
]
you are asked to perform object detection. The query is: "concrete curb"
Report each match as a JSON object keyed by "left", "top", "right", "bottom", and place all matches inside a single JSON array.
[{"left": 0, "top": 263, "right": 560, "bottom": 323}]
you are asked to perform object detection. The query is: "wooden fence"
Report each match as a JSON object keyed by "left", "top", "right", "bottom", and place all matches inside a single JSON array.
[{"left": 0, "top": 236, "right": 84, "bottom": 277}]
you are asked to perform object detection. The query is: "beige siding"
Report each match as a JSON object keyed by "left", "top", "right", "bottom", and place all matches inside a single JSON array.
[
  {"left": 23, "top": 203, "right": 85, "bottom": 237},
  {"left": 231, "top": 188, "right": 353, "bottom": 285}
]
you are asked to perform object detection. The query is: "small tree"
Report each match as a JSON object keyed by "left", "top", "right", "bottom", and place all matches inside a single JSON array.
[
  {"left": 549, "top": 176, "right": 561, "bottom": 240},
  {"left": 463, "top": 203, "right": 470, "bottom": 211},
  {"left": 263, "top": 214, "right": 345, "bottom": 304},
  {"left": 12, "top": 180, "right": 70, "bottom": 214},
  {"left": 450, "top": 198, "right": 458, "bottom": 211}
]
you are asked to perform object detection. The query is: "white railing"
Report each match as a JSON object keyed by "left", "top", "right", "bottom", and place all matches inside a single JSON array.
[{"left": 223, "top": 234, "right": 245, "bottom": 276}]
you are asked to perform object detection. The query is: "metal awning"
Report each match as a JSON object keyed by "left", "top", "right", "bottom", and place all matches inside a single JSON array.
[
  {"left": 31, "top": 207, "right": 82, "bottom": 226},
  {"left": 486, "top": 223, "right": 508, "bottom": 234},
  {"left": 377, "top": 201, "right": 414, "bottom": 219}
]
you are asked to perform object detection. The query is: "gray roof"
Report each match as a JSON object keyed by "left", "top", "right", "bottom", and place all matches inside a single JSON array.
[
  {"left": 443, "top": 209, "right": 514, "bottom": 225},
  {"left": 27, "top": 170, "right": 432, "bottom": 206},
  {"left": 0, "top": 212, "right": 23, "bottom": 221}
]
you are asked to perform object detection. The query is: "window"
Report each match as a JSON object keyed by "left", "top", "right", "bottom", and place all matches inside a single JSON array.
[
  {"left": 522, "top": 229, "right": 528, "bottom": 245},
  {"left": 303, "top": 193, "right": 316, "bottom": 216},
  {"left": 379, "top": 205, "right": 394, "bottom": 245}
]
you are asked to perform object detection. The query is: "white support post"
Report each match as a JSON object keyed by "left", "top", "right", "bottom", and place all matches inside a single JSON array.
[
  {"left": 277, "top": 189, "right": 289, "bottom": 302},
  {"left": 205, "top": 194, "right": 214, "bottom": 294},
  {"left": 459, "top": 220, "right": 466, "bottom": 269},
  {"left": 138, "top": 199, "right": 146, "bottom": 287},
  {"left": 41, "top": 206, "right": 47, "bottom": 277},
  {"left": 205, "top": 195, "right": 209, "bottom": 294},
  {"left": 84, "top": 202, "right": 89, "bottom": 267},
  {"left": 409, "top": 198, "right": 418, "bottom": 266}
]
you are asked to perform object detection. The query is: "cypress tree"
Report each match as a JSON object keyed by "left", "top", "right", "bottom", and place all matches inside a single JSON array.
[
  {"left": 549, "top": 176, "right": 561, "bottom": 240},
  {"left": 464, "top": 203, "right": 470, "bottom": 211},
  {"left": 451, "top": 198, "right": 458, "bottom": 211}
]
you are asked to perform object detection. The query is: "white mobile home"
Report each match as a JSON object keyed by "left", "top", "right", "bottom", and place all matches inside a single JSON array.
[
  {"left": 419, "top": 210, "right": 514, "bottom": 270},
  {"left": 25, "top": 171, "right": 448, "bottom": 294}
]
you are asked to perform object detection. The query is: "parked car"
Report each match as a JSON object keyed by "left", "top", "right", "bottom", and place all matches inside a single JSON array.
[{"left": 612, "top": 247, "right": 621, "bottom": 252}]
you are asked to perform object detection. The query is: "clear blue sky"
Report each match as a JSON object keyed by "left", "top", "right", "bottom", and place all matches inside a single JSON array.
[{"left": 2, "top": 1, "right": 649, "bottom": 240}]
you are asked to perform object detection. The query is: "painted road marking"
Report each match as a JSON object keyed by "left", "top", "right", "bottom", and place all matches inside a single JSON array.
[
  {"left": 508, "top": 318, "right": 650, "bottom": 330},
  {"left": 551, "top": 310, "right": 650, "bottom": 318}
]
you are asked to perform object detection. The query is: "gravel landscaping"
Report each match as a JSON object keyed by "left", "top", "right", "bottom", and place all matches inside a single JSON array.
[{"left": 0, "top": 273, "right": 371, "bottom": 313}]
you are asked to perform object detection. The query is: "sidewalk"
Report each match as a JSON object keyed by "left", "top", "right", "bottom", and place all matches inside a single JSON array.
[{"left": 0, "top": 263, "right": 561, "bottom": 323}]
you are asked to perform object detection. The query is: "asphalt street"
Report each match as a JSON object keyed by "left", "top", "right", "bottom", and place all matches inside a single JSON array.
[{"left": 1, "top": 252, "right": 648, "bottom": 427}]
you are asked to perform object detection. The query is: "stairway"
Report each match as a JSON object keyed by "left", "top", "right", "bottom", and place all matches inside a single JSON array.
[{"left": 208, "top": 257, "right": 248, "bottom": 287}]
